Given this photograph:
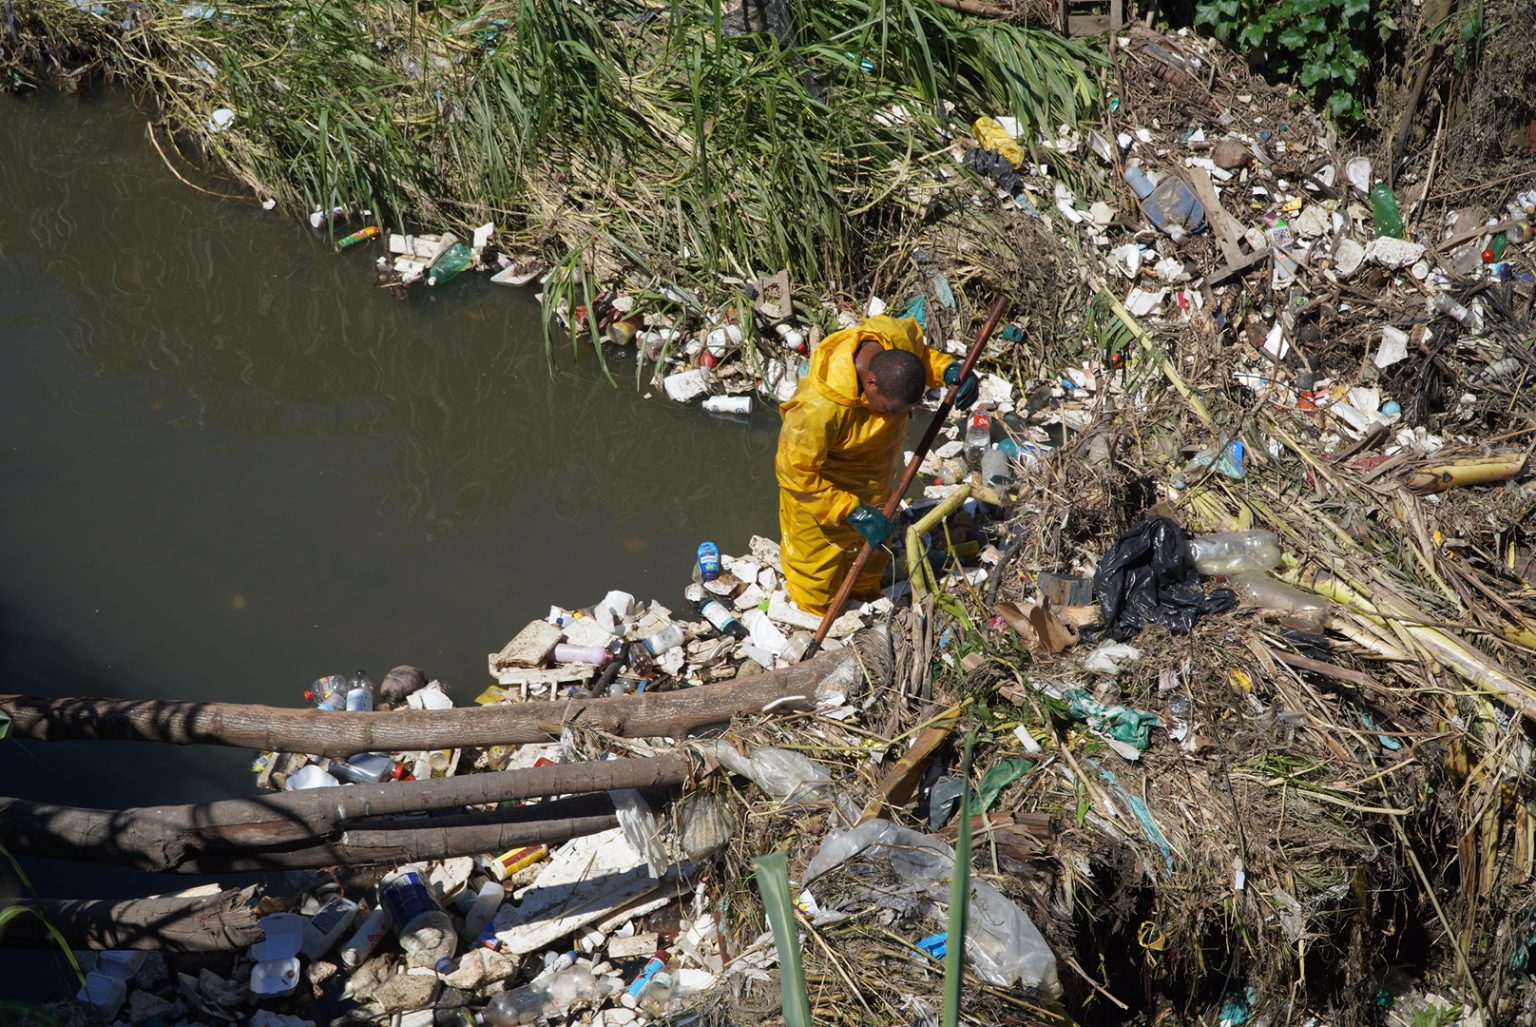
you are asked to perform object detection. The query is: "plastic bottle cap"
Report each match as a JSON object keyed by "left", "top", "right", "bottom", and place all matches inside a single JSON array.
[{"left": 435, "top": 957, "right": 453, "bottom": 974}]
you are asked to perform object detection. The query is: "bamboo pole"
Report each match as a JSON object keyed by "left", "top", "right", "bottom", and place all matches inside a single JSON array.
[{"left": 0, "top": 643, "right": 867, "bottom": 757}]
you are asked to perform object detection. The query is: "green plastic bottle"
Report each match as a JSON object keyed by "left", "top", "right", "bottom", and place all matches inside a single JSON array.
[
  {"left": 427, "top": 243, "right": 474, "bottom": 287},
  {"left": 1369, "top": 182, "right": 1404, "bottom": 239}
]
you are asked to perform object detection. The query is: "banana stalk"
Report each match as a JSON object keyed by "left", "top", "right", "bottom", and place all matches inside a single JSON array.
[{"left": 1405, "top": 453, "right": 1527, "bottom": 494}]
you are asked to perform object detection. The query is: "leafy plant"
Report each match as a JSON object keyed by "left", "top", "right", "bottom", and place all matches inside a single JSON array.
[{"left": 1194, "top": 0, "right": 1397, "bottom": 128}]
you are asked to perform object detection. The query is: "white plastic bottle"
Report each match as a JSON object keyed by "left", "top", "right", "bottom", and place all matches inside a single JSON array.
[
  {"left": 459, "top": 880, "right": 505, "bottom": 943},
  {"left": 345, "top": 669, "right": 376, "bottom": 712},
  {"left": 300, "top": 895, "right": 360, "bottom": 960},
  {"left": 339, "top": 906, "right": 391, "bottom": 968},
  {"left": 640, "top": 624, "right": 685, "bottom": 656}
]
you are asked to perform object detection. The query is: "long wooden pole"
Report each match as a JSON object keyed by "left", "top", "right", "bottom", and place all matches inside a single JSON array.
[
  {"left": 805, "top": 295, "right": 1010, "bottom": 657},
  {"left": 0, "top": 756, "right": 689, "bottom": 871},
  {"left": 0, "top": 644, "right": 861, "bottom": 756}
]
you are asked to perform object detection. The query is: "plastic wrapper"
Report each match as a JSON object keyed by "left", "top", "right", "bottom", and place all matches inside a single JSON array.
[
  {"left": 802, "top": 819, "right": 1060, "bottom": 997},
  {"left": 1189, "top": 530, "right": 1282, "bottom": 576},
  {"left": 1092, "top": 516, "right": 1237, "bottom": 641},
  {"left": 609, "top": 788, "right": 670, "bottom": 877}
]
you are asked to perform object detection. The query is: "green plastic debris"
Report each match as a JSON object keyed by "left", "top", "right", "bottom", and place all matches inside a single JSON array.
[
  {"left": 1063, "top": 688, "right": 1161, "bottom": 749},
  {"left": 978, "top": 758, "right": 1034, "bottom": 814}
]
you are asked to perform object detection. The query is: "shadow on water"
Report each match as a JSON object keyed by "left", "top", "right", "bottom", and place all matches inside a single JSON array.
[{"left": 0, "top": 89, "right": 782, "bottom": 999}]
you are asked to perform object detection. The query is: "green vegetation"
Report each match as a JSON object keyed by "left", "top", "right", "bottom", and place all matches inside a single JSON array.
[
  {"left": 1194, "top": 0, "right": 1396, "bottom": 127},
  {"left": 4, "top": 0, "right": 1100, "bottom": 336}
]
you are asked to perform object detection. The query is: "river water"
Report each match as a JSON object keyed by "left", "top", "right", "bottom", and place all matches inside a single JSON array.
[{"left": 0, "top": 90, "right": 779, "bottom": 992}]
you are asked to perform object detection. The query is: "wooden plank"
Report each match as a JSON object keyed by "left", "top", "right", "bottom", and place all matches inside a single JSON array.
[
  {"left": 1207, "top": 245, "right": 1272, "bottom": 286},
  {"left": 1068, "top": 13, "right": 1110, "bottom": 33},
  {"left": 488, "top": 619, "right": 563, "bottom": 673},
  {"left": 1109, "top": 0, "right": 1123, "bottom": 30},
  {"left": 1185, "top": 167, "right": 1246, "bottom": 267}
]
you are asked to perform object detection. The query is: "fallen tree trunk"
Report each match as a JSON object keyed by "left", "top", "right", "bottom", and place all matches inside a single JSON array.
[
  {"left": 0, "top": 643, "right": 866, "bottom": 757},
  {"left": 0, "top": 755, "right": 689, "bottom": 871},
  {"left": 2, "top": 885, "right": 263, "bottom": 951}
]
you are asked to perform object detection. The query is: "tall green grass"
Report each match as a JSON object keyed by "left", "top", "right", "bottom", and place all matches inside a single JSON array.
[{"left": 9, "top": 0, "right": 1103, "bottom": 348}]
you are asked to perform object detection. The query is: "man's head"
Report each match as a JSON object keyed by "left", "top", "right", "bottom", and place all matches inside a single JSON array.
[{"left": 861, "top": 348, "right": 925, "bottom": 413}]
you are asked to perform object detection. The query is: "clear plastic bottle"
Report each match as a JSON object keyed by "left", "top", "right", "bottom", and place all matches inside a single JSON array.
[
  {"left": 378, "top": 867, "right": 457, "bottom": 971},
  {"left": 640, "top": 624, "right": 685, "bottom": 656},
  {"left": 304, "top": 674, "right": 347, "bottom": 711},
  {"left": 480, "top": 965, "right": 619, "bottom": 1026},
  {"left": 964, "top": 411, "right": 992, "bottom": 467},
  {"left": 1188, "top": 530, "right": 1282, "bottom": 576},
  {"left": 637, "top": 970, "right": 676, "bottom": 1016},
  {"left": 345, "top": 670, "right": 376, "bottom": 712}
]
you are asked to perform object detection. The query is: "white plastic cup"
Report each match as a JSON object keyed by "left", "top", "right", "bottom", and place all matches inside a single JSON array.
[
  {"left": 702, "top": 395, "right": 753, "bottom": 416},
  {"left": 285, "top": 764, "right": 340, "bottom": 790},
  {"left": 340, "top": 907, "right": 391, "bottom": 968}
]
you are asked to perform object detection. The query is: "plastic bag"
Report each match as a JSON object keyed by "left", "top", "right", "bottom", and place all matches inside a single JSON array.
[
  {"left": 609, "top": 789, "right": 669, "bottom": 878},
  {"left": 1092, "top": 516, "right": 1236, "bottom": 641},
  {"left": 802, "top": 819, "right": 1060, "bottom": 997},
  {"left": 696, "top": 740, "right": 832, "bottom": 803},
  {"left": 1189, "top": 530, "right": 1282, "bottom": 576}
]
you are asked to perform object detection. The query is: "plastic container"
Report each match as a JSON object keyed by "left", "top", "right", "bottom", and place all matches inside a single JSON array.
[
  {"left": 552, "top": 643, "right": 609, "bottom": 665},
  {"left": 460, "top": 880, "right": 505, "bottom": 942},
  {"left": 301, "top": 895, "right": 360, "bottom": 960},
  {"left": 1370, "top": 182, "right": 1404, "bottom": 239},
  {"left": 964, "top": 411, "right": 992, "bottom": 466},
  {"left": 76, "top": 972, "right": 127, "bottom": 1020},
  {"left": 336, "top": 225, "right": 381, "bottom": 251},
  {"left": 623, "top": 951, "right": 671, "bottom": 1005},
  {"left": 696, "top": 541, "right": 722, "bottom": 581},
  {"left": 427, "top": 243, "right": 474, "bottom": 286},
  {"left": 702, "top": 394, "right": 753, "bottom": 415},
  {"left": 979, "top": 446, "right": 1012, "bottom": 486},
  {"left": 304, "top": 674, "right": 347, "bottom": 710},
  {"left": 1432, "top": 292, "right": 1482, "bottom": 331},
  {"left": 345, "top": 669, "right": 375, "bottom": 712},
  {"left": 328, "top": 751, "right": 409, "bottom": 784},
  {"left": 698, "top": 599, "right": 747, "bottom": 639},
  {"left": 640, "top": 624, "right": 685, "bottom": 657},
  {"left": 1188, "top": 530, "right": 1282, "bottom": 577},
  {"left": 339, "top": 906, "right": 391, "bottom": 968},
  {"left": 250, "top": 912, "right": 305, "bottom": 998},
  {"left": 1123, "top": 163, "right": 1204, "bottom": 241},
  {"left": 285, "top": 764, "right": 340, "bottom": 790},
  {"left": 637, "top": 970, "right": 676, "bottom": 1016},
  {"left": 378, "top": 867, "right": 457, "bottom": 971},
  {"left": 481, "top": 965, "right": 620, "bottom": 1026}
]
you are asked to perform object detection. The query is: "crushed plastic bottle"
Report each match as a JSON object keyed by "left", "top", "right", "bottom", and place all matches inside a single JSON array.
[
  {"left": 1123, "top": 163, "right": 1205, "bottom": 242},
  {"left": 480, "top": 965, "right": 621, "bottom": 1026},
  {"left": 640, "top": 624, "right": 685, "bottom": 656},
  {"left": 304, "top": 674, "right": 347, "bottom": 710},
  {"left": 1188, "top": 530, "right": 1282, "bottom": 577}
]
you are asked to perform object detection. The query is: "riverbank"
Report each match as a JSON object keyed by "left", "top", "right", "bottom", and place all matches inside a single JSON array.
[{"left": 7, "top": 1, "right": 1536, "bottom": 1025}]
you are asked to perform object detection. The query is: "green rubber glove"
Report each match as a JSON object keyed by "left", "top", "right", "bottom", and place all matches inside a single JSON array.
[
  {"left": 943, "top": 362, "right": 980, "bottom": 410},
  {"left": 846, "top": 503, "right": 893, "bottom": 547}
]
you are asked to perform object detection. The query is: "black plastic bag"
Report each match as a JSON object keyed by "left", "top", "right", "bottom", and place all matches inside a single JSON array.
[{"left": 1092, "top": 516, "right": 1236, "bottom": 641}]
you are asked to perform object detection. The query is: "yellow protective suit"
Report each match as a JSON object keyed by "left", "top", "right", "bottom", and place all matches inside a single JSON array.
[{"left": 775, "top": 315, "right": 953, "bottom": 614}]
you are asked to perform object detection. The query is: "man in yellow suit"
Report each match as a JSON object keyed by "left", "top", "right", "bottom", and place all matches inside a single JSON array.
[{"left": 775, "top": 314, "right": 979, "bottom": 614}]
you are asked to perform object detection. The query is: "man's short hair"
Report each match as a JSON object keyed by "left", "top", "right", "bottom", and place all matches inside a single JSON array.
[{"left": 869, "top": 349, "right": 925, "bottom": 405}]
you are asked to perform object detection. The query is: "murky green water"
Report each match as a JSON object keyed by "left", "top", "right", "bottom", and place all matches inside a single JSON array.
[{"left": 0, "top": 90, "right": 779, "bottom": 954}]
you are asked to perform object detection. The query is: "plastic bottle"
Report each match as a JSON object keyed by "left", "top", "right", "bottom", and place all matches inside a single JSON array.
[
  {"left": 979, "top": 446, "right": 1012, "bottom": 486},
  {"left": 637, "top": 970, "right": 676, "bottom": 1016},
  {"left": 1123, "top": 163, "right": 1204, "bottom": 241},
  {"left": 1432, "top": 292, "right": 1482, "bottom": 331},
  {"left": 345, "top": 670, "right": 375, "bottom": 712},
  {"left": 552, "top": 643, "right": 609, "bottom": 665},
  {"left": 622, "top": 950, "right": 670, "bottom": 1006},
  {"left": 698, "top": 598, "right": 748, "bottom": 639},
  {"left": 335, "top": 225, "right": 381, "bottom": 251},
  {"left": 640, "top": 624, "right": 685, "bottom": 657},
  {"left": 459, "top": 880, "right": 505, "bottom": 943},
  {"left": 378, "top": 867, "right": 457, "bottom": 971},
  {"left": 327, "top": 752, "right": 409, "bottom": 784},
  {"left": 427, "top": 243, "right": 474, "bottom": 287},
  {"left": 964, "top": 411, "right": 992, "bottom": 467},
  {"left": 702, "top": 394, "right": 753, "bottom": 415},
  {"left": 696, "top": 541, "right": 722, "bottom": 582},
  {"left": 1188, "top": 530, "right": 1282, "bottom": 576},
  {"left": 304, "top": 675, "right": 347, "bottom": 710},
  {"left": 1370, "top": 182, "right": 1404, "bottom": 239},
  {"left": 300, "top": 895, "right": 360, "bottom": 960},
  {"left": 339, "top": 906, "right": 391, "bottom": 968},
  {"left": 480, "top": 965, "right": 619, "bottom": 1026}
]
